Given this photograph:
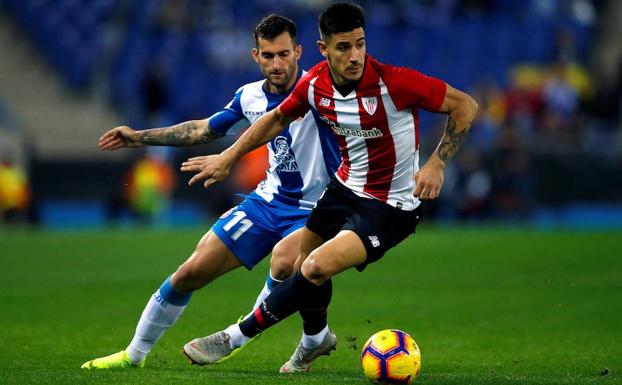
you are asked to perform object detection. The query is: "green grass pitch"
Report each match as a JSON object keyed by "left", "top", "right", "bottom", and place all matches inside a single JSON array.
[{"left": 1, "top": 227, "right": 620, "bottom": 384}]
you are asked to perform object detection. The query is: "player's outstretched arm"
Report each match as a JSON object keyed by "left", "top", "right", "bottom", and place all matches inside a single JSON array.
[
  {"left": 415, "top": 84, "right": 478, "bottom": 200},
  {"left": 98, "top": 119, "right": 222, "bottom": 150},
  {"left": 181, "top": 107, "right": 293, "bottom": 189}
]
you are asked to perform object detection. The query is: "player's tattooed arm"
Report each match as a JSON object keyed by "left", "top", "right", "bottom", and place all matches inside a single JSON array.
[
  {"left": 414, "top": 84, "right": 477, "bottom": 200},
  {"left": 435, "top": 85, "right": 478, "bottom": 162},
  {"left": 181, "top": 107, "right": 294, "bottom": 189},
  {"left": 99, "top": 120, "right": 222, "bottom": 150},
  {"left": 437, "top": 116, "right": 470, "bottom": 162},
  {"left": 137, "top": 120, "right": 222, "bottom": 146}
]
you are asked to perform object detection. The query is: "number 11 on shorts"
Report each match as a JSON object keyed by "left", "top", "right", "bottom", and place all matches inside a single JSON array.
[{"left": 222, "top": 211, "right": 254, "bottom": 241}]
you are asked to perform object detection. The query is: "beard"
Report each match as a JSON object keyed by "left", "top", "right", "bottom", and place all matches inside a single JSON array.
[{"left": 262, "top": 63, "right": 296, "bottom": 90}]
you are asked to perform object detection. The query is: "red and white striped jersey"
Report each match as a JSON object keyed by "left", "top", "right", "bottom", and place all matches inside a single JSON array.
[{"left": 279, "top": 55, "right": 447, "bottom": 211}]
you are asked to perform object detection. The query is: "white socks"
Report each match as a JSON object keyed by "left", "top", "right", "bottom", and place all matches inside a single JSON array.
[
  {"left": 301, "top": 325, "right": 329, "bottom": 349},
  {"left": 224, "top": 323, "right": 250, "bottom": 349},
  {"left": 126, "top": 278, "right": 191, "bottom": 364}
]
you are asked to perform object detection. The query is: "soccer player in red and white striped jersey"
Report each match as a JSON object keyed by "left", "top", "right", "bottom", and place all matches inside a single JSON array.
[
  {"left": 181, "top": 2, "right": 478, "bottom": 372},
  {"left": 280, "top": 54, "right": 447, "bottom": 210}
]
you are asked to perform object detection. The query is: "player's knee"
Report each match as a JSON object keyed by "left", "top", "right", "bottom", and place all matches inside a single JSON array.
[
  {"left": 300, "top": 255, "right": 331, "bottom": 285},
  {"left": 270, "top": 258, "right": 293, "bottom": 280},
  {"left": 269, "top": 251, "right": 295, "bottom": 281}
]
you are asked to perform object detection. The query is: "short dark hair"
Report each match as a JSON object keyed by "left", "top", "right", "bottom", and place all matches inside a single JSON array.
[
  {"left": 319, "top": 2, "right": 365, "bottom": 39},
  {"left": 253, "top": 14, "right": 297, "bottom": 46}
]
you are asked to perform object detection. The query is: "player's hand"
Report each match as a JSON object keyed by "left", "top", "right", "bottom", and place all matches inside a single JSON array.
[
  {"left": 414, "top": 156, "right": 445, "bottom": 200},
  {"left": 180, "top": 154, "right": 233, "bottom": 189},
  {"left": 98, "top": 126, "right": 142, "bottom": 150}
]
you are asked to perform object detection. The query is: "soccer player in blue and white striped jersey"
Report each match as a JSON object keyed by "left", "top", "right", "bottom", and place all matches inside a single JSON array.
[{"left": 82, "top": 14, "right": 339, "bottom": 370}]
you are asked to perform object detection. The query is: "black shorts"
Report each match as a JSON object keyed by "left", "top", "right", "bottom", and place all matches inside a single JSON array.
[{"left": 306, "top": 178, "right": 422, "bottom": 270}]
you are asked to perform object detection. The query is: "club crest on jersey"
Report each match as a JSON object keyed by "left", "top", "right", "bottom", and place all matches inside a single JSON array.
[
  {"left": 319, "top": 97, "right": 331, "bottom": 107},
  {"left": 273, "top": 136, "right": 300, "bottom": 172},
  {"left": 361, "top": 97, "right": 377, "bottom": 115}
]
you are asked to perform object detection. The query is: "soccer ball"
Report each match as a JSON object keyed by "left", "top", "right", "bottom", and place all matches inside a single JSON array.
[{"left": 361, "top": 329, "right": 421, "bottom": 384}]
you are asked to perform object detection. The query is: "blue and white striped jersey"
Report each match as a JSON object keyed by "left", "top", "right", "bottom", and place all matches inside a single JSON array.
[{"left": 208, "top": 75, "right": 340, "bottom": 210}]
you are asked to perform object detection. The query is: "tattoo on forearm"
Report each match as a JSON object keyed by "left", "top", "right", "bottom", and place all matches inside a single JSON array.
[
  {"left": 138, "top": 122, "right": 220, "bottom": 146},
  {"left": 437, "top": 116, "right": 471, "bottom": 161}
]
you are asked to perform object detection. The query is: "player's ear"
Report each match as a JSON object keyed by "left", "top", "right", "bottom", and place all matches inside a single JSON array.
[
  {"left": 251, "top": 47, "right": 260, "bottom": 64},
  {"left": 294, "top": 43, "right": 302, "bottom": 60},
  {"left": 317, "top": 40, "right": 328, "bottom": 58}
]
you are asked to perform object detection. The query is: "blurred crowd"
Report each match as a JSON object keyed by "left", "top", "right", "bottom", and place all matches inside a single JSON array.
[
  {"left": 1, "top": 0, "right": 621, "bottom": 224},
  {"left": 434, "top": 59, "right": 621, "bottom": 221}
]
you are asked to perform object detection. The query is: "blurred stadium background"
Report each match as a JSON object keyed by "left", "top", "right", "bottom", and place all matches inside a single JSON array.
[{"left": 0, "top": 0, "right": 621, "bottom": 229}]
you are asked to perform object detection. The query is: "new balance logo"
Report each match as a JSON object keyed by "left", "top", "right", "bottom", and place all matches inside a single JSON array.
[
  {"left": 368, "top": 235, "right": 380, "bottom": 248},
  {"left": 319, "top": 97, "right": 331, "bottom": 107}
]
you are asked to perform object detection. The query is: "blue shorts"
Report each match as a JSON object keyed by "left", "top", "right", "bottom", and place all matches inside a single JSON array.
[{"left": 211, "top": 193, "right": 310, "bottom": 270}]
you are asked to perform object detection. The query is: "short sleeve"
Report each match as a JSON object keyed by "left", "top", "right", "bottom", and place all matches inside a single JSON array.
[
  {"left": 384, "top": 66, "right": 447, "bottom": 112},
  {"left": 208, "top": 87, "right": 250, "bottom": 135},
  {"left": 279, "top": 76, "right": 312, "bottom": 118}
]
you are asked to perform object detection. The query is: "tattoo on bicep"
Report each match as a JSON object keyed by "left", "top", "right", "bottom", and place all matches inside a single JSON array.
[
  {"left": 139, "top": 122, "right": 220, "bottom": 146},
  {"left": 437, "top": 116, "right": 471, "bottom": 161}
]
